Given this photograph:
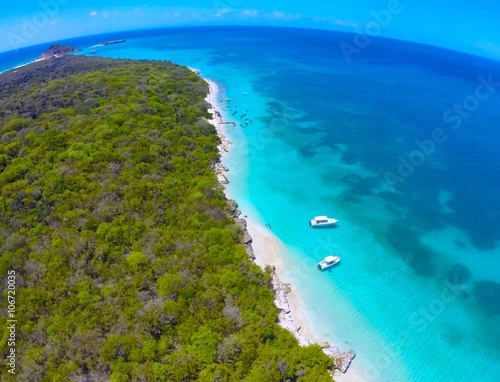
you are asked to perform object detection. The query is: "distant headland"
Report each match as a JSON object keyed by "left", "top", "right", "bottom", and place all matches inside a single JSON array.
[{"left": 37, "top": 44, "right": 80, "bottom": 60}]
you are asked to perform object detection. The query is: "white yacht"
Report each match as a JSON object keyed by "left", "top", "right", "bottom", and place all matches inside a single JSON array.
[
  {"left": 309, "top": 216, "right": 338, "bottom": 227},
  {"left": 317, "top": 255, "right": 341, "bottom": 270}
]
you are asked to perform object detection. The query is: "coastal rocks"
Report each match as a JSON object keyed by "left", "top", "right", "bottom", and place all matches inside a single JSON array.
[
  {"left": 268, "top": 266, "right": 356, "bottom": 375},
  {"left": 269, "top": 267, "right": 313, "bottom": 347},
  {"left": 322, "top": 346, "right": 355, "bottom": 373},
  {"left": 326, "top": 348, "right": 356, "bottom": 374},
  {"left": 217, "top": 138, "right": 231, "bottom": 155},
  {"left": 214, "top": 162, "right": 230, "bottom": 186},
  {"left": 226, "top": 200, "right": 253, "bottom": 258},
  {"left": 340, "top": 350, "right": 356, "bottom": 373},
  {"left": 218, "top": 174, "right": 229, "bottom": 185},
  {"left": 244, "top": 242, "right": 255, "bottom": 260},
  {"left": 239, "top": 222, "right": 253, "bottom": 258},
  {"left": 241, "top": 229, "right": 254, "bottom": 259},
  {"left": 327, "top": 344, "right": 358, "bottom": 375},
  {"left": 243, "top": 231, "right": 253, "bottom": 246},
  {"left": 269, "top": 267, "right": 311, "bottom": 347},
  {"left": 227, "top": 199, "right": 241, "bottom": 218},
  {"left": 235, "top": 218, "right": 247, "bottom": 231},
  {"left": 319, "top": 341, "right": 331, "bottom": 349}
]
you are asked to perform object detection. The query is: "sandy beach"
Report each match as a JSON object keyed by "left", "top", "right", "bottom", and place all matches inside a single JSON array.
[{"left": 201, "top": 72, "right": 360, "bottom": 381}]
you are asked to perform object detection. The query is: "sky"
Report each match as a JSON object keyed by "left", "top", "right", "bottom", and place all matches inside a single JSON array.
[{"left": 1, "top": 1, "right": 500, "bottom": 60}]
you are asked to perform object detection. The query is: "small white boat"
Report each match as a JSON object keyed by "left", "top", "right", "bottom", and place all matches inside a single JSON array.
[
  {"left": 317, "top": 255, "right": 341, "bottom": 270},
  {"left": 309, "top": 216, "right": 338, "bottom": 227}
]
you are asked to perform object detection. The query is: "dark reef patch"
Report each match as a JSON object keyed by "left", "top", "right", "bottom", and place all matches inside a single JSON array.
[
  {"left": 340, "top": 151, "right": 358, "bottom": 165},
  {"left": 341, "top": 174, "right": 379, "bottom": 197},
  {"left": 340, "top": 193, "right": 362, "bottom": 204},
  {"left": 386, "top": 221, "right": 435, "bottom": 276},
  {"left": 299, "top": 145, "right": 318, "bottom": 157},
  {"left": 446, "top": 264, "right": 471, "bottom": 285},
  {"left": 342, "top": 174, "right": 363, "bottom": 185},
  {"left": 473, "top": 281, "right": 500, "bottom": 316}
]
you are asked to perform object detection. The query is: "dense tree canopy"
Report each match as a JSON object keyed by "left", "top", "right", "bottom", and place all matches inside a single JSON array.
[{"left": 0, "top": 56, "right": 333, "bottom": 381}]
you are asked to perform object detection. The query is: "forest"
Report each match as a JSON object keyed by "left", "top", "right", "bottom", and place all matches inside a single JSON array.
[{"left": 0, "top": 55, "right": 334, "bottom": 381}]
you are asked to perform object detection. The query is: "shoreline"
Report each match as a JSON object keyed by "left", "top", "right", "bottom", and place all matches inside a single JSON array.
[
  {"left": 200, "top": 71, "right": 357, "bottom": 379},
  {"left": 200, "top": 74, "right": 232, "bottom": 186}
]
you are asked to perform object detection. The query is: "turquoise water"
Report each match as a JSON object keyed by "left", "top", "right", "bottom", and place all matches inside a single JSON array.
[{"left": 3, "top": 27, "right": 500, "bottom": 381}]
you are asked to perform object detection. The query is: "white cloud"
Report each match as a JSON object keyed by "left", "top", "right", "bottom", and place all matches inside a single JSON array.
[
  {"left": 312, "top": 16, "right": 360, "bottom": 29},
  {"left": 333, "top": 19, "right": 360, "bottom": 28},
  {"left": 49, "top": 19, "right": 58, "bottom": 25},
  {"left": 89, "top": 11, "right": 97, "bottom": 17},
  {"left": 241, "top": 10, "right": 259, "bottom": 18},
  {"left": 101, "top": 11, "right": 110, "bottom": 18},
  {"left": 475, "top": 41, "right": 500, "bottom": 58},
  {"left": 265, "top": 11, "right": 301, "bottom": 21},
  {"left": 215, "top": 8, "right": 232, "bottom": 18}
]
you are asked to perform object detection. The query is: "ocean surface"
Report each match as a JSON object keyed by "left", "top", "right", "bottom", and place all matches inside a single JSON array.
[{"left": 2, "top": 26, "right": 499, "bottom": 381}]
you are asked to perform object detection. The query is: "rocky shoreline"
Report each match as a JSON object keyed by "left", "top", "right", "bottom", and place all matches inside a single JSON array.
[
  {"left": 203, "top": 74, "right": 356, "bottom": 378},
  {"left": 268, "top": 264, "right": 356, "bottom": 375}
]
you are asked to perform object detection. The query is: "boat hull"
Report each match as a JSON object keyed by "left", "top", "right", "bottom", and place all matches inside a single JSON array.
[
  {"left": 310, "top": 221, "right": 337, "bottom": 227},
  {"left": 317, "top": 256, "right": 341, "bottom": 270}
]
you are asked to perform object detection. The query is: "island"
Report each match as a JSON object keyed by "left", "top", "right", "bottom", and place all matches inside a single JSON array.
[
  {"left": 0, "top": 55, "right": 338, "bottom": 381},
  {"left": 93, "top": 39, "right": 127, "bottom": 48},
  {"left": 36, "top": 43, "right": 80, "bottom": 60},
  {"left": 102, "top": 39, "right": 127, "bottom": 46}
]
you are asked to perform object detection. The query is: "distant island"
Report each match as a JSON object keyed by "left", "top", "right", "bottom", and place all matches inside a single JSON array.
[
  {"left": 102, "top": 39, "right": 127, "bottom": 46},
  {"left": 93, "top": 39, "right": 127, "bottom": 48},
  {"left": 37, "top": 43, "right": 80, "bottom": 60}
]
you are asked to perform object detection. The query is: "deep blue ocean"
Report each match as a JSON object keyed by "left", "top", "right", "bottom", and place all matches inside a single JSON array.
[{"left": 2, "top": 26, "right": 499, "bottom": 381}]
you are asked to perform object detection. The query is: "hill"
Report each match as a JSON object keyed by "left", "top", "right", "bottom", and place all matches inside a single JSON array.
[{"left": 36, "top": 44, "right": 80, "bottom": 60}]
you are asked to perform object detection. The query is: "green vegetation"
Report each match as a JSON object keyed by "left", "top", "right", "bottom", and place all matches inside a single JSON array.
[{"left": 0, "top": 56, "right": 333, "bottom": 381}]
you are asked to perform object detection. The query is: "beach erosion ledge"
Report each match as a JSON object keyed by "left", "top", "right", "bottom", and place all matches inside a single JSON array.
[{"left": 199, "top": 71, "right": 356, "bottom": 377}]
